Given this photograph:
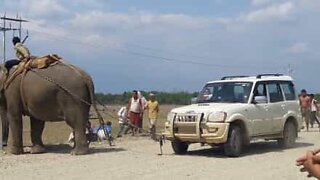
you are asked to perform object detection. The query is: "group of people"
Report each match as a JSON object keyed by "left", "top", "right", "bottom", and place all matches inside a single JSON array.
[
  {"left": 299, "top": 89, "right": 320, "bottom": 131},
  {"left": 116, "top": 90, "right": 159, "bottom": 139},
  {"left": 297, "top": 89, "right": 320, "bottom": 178}
]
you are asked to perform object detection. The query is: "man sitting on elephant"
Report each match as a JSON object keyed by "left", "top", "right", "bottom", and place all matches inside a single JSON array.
[{"left": 4, "top": 36, "right": 31, "bottom": 71}]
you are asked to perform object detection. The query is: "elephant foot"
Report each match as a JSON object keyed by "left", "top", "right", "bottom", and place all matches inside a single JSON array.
[
  {"left": 30, "top": 145, "right": 46, "bottom": 154},
  {"left": 9, "top": 146, "right": 24, "bottom": 155},
  {"left": 71, "top": 146, "right": 89, "bottom": 155},
  {"left": 2, "top": 141, "right": 7, "bottom": 147}
]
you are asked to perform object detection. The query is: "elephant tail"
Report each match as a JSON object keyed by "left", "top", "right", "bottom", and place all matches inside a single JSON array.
[{"left": 61, "top": 63, "right": 103, "bottom": 121}]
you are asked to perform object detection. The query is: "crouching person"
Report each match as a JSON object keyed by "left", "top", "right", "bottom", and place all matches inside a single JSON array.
[{"left": 95, "top": 121, "right": 113, "bottom": 142}]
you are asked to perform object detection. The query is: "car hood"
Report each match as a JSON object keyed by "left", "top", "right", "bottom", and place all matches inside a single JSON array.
[{"left": 171, "top": 103, "right": 247, "bottom": 114}]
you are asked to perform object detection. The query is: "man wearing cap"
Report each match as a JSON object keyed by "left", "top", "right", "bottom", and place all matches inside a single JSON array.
[{"left": 145, "top": 93, "right": 159, "bottom": 139}]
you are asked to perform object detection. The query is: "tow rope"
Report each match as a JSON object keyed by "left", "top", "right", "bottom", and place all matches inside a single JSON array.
[
  {"left": 94, "top": 100, "right": 166, "bottom": 155},
  {"left": 28, "top": 67, "right": 165, "bottom": 154},
  {"left": 27, "top": 66, "right": 113, "bottom": 146}
]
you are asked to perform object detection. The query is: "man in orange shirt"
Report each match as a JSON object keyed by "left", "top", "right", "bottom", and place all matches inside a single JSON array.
[{"left": 299, "top": 89, "right": 311, "bottom": 131}]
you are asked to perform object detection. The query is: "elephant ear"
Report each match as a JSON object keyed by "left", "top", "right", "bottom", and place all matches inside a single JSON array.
[{"left": 0, "top": 64, "right": 8, "bottom": 91}]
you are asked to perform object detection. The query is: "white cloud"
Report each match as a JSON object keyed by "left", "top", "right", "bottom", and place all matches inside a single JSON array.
[
  {"left": 3, "top": 0, "right": 320, "bottom": 93},
  {"left": 69, "top": 10, "right": 228, "bottom": 31},
  {"left": 252, "top": 0, "right": 278, "bottom": 6},
  {"left": 286, "top": 43, "right": 308, "bottom": 54},
  {"left": 242, "top": 2, "right": 295, "bottom": 23},
  {"left": 299, "top": 0, "right": 320, "bottom": 10},
  {"left": 17, "top": 0, "right": 68, "bottom": 18}
]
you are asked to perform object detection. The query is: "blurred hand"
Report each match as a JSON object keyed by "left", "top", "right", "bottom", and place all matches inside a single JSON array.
[
  {"left": 303, "top": 151, "right": 320, "bottom": 178},
  {"left": 297, "top": 150, "right": 320, "bottom": 179},
  {"left": 296, "top": 148, "right": 320, "bottom": 166}
]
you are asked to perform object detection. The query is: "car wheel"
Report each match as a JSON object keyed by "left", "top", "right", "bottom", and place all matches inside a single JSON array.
[
  {"left": 171, "top": 140, "right": 189, "bottom": 154},
  {"left": 278, "top": 121, "right": 296, "bottom": 148},
  {"left": 224, "top": 126, "right": 242, "bottom": 157}
]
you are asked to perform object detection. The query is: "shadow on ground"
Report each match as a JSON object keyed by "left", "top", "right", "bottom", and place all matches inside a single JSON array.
[
  {"left": 1, "top": 144, "right": 127, "bottom": 155},
  {"left": 181, "top": 141, "right": 314, "bottom": 158},
  {"left": 45, "top": 144, "right": 126, "bottom": 154}
]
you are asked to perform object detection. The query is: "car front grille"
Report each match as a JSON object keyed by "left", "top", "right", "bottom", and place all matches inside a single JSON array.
[{"left": 175, "top": 115, "right": 197, "bottom": 123}]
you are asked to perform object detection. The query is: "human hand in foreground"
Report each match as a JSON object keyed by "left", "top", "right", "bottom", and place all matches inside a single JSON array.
[{"left": 296, "top": 149, "right": 320, "bottom": 179}]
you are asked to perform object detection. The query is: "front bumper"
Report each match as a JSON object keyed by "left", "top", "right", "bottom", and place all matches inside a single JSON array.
[{"left": 163, "top": 121, "right": 229, "bottom": 144}]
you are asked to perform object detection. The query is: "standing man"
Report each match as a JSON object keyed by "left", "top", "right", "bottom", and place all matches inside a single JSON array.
[
  {"left": 116, "top": 106, "right": 127, "bottom": 138},
  {"left": 126, "top": 90, "right": 143, "bottom": 136},
  {"left": 145, "top": 93, "right": 159, "bottom": 139},
  {"left": 137, "top": 91, "right": 147, "bottom": 133},
  {"left": 299, "top": 89, "right": 311, "bottom": 131},
  {"left": 310, "top": 94, "right": 320, "bottom": 128}
]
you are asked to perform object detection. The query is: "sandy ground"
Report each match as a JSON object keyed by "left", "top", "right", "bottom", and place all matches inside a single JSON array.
[{"left": 1, "top": 129, "right": 320, "bottom": 180}]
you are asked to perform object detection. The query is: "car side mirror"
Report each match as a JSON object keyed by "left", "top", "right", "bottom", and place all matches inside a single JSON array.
[{"left": 253, "top": 96, "right": 267, "bottom": 104}]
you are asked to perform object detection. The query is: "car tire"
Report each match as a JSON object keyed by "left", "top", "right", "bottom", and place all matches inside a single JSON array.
[
  {"left": 278, "top": 121, "right": 296, "bottom": 148},
  {"left": 224, "top": 126, "right": 242, "bottom": 157},
  {"left": 171, "top": 140, "right": 189, "bottom": 154}
]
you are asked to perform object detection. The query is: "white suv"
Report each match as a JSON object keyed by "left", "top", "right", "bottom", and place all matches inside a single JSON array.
[{"left": 163, "top": 74, "right": 302, "bottom": 157}]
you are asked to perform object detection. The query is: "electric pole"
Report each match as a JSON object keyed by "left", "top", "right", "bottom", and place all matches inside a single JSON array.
[
  {"left": 0, "top": 13, "right": 28, "bottom": 150},
  {"left": 0, "top": 13, "right": 28, "bottom": 63},
  {"left": 287, "top": 64, "right": 293, "bottom": 76}
]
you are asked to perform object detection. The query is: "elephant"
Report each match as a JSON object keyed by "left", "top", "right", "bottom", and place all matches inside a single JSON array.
[{"left": 0, "top": 61, "right": 97, "bottom": 155}]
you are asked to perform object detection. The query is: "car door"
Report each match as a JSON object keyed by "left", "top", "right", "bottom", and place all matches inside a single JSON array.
[
  {"left": 247, "top": 82, "right": 273, "bottom": 135},
  {"left": 272, "top": 82, "right": 298, "bottom": 132},
  {"left": 266, "top": 82, "right": 287, "bottom": 133}
]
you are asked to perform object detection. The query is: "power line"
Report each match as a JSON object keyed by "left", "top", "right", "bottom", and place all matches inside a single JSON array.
[{"left": 29, "top": 28, "right": 281, "bottom": 71}]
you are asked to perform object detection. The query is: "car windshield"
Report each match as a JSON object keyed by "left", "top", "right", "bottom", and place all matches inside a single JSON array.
[{"left": 197, "top": 82, "right": 253, "bottom": 103}]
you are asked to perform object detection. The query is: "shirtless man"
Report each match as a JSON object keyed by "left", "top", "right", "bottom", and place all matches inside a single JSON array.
[{"left": 299, "top": 89, "right": 311, "bottom": 131}]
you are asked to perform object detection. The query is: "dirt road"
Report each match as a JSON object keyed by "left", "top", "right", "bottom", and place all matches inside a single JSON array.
[{"left": 1, "top": 129, "right": 320, "bottom": 180}]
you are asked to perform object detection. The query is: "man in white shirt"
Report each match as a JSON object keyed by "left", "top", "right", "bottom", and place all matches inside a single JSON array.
[
  {"left": 310, "top": 94, "right": 320, "bottom": 128},
  {"left": 126, "top": 90, "right": 143, "bottom": 135},
  {"left": 137, "top": 91, "right": 147, "bottom": 132},
  {"left": 116, "top": 106, "right": 127, "bottom": 138}
]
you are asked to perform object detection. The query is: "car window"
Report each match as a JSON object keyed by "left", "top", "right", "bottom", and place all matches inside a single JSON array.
[
  {"left": 281, "top": 82, "right": 296, "bottom": 100},
  {"left": 254, "top": 83, "right": 267, "bottom": 96},
  {"left": 197, "top": 82, "right": 252, "bottom": 103},
  {"left": 268, "top": 83, "right": 284, "bottom": 103}
]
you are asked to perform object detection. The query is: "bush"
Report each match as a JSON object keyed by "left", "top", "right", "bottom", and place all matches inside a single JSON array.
[{"left": 95, "top": 91, "right": 198, "bottom": 105}]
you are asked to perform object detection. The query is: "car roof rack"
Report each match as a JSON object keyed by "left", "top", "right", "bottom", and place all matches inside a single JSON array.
[
  {"left": 256, "top": 73, "right": 283, "bottom": 79},
  {"left": 221, "top": 76, "right": 249, "bottom": 80}
]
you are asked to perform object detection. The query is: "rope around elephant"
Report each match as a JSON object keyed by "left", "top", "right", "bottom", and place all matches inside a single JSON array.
[
  {"left": 27, "top": 65, "right": 165, "bottom": 154},
  {"left": 27, "top": 66, "right": 113, "bottom": 146}
]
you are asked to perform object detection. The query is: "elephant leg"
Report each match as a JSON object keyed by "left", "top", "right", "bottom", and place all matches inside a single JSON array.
[
  {"left": 1, "top": 111, "right": 9, "bottom": 146},
  {"left": 8, "top": 112, "right": 23, "bottom": 154},
  {"left": 30, "top": 117, "right": 46, "bottom": 154},
  {"left": 65, "top": 112, "right": 89, "bottom": 155},
  {"left": 71, "top": 125, "right": 89, "bottom": 155}
]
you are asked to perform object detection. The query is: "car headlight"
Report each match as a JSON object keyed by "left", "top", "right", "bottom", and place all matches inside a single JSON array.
[
  {"left": 167, "top": 112, "right": 176, "bottom": 124},
  {"left": 207, "top": 111, "right": 227, "bottom": 123}
]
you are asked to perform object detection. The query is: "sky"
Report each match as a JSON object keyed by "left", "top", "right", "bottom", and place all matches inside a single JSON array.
[{"left": 0, "top": 0, "right": 320, "bottom": 93}]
